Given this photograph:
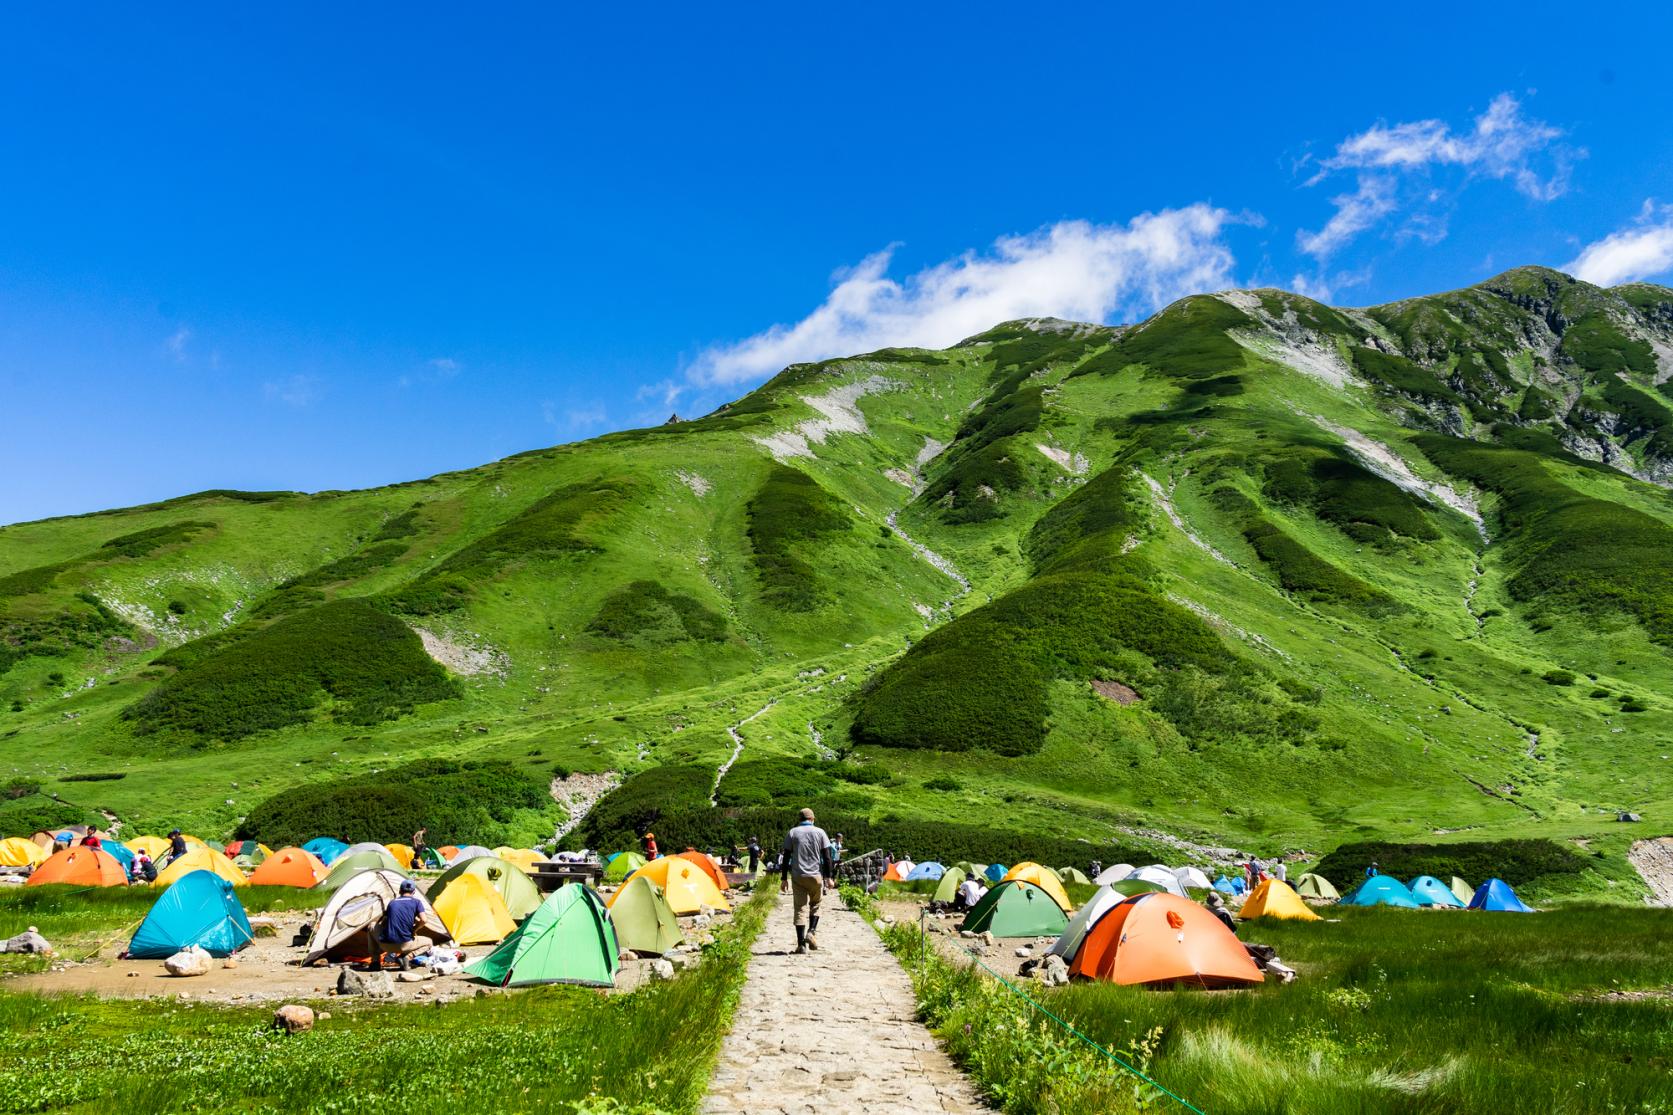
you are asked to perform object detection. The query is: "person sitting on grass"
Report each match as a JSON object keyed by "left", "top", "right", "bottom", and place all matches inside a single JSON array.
[{"left": 377, "top": 881, "right": 427, "bottom": 971}]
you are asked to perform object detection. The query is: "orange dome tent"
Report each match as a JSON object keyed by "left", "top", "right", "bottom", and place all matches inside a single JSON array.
[
  {"left": 1002, "top": 862, "right": 1073, "bottom": 912},
  {"left": 437, "top": 845, "right": 460, "bottom": 860},
  {"left": 675, "top": 850, "right": 729, "bottom": 891},
  {"left": 246, "top": 847, "right": 327, "bottom": 888},
  {"left": 611, "top": 856, "right": 729, "bottom": 915},
  {"left": 27, "top": 847, "right": 129, "bottom": 887},
  {"left": 1070, "top": 892, "right": 1263, "bottom": 988},
  {"left": 882, "top": 860, "right": 914, "bottom": 882}
]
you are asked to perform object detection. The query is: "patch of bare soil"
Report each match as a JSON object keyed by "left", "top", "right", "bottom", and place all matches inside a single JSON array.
[
  {"left": 1628, "top": 836, "right": 1673, "bottom": 906},
  {"left": 1091, "top": 679, "right": 1139, "bottom": 705}
]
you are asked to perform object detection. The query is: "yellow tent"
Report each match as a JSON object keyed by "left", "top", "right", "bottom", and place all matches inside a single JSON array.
[
  {"left": 0, "top": 837, "right": 48, "bottom": 867},
  {"left": 1239, "top": 878, "right": 1321, "bottom": 921},
  {"left": 385, "top": 843, "right": 416, "bottom": 868},
  {"left": 432, "top": 871, "right": 517, "bottom": 945},
  {"left": 612, "top": 856, "right": 729, "bottom": 915},
  {"left": 1002, "top": 862, "right": 1073, "bottom": 912},
  {"left": 155, "top": 847, "right": 247, "bottom": 889},
  {"left": 497, "top": 848, "right": 547, "bottom": 874},
  {"left": 126, "top": 835, "right": 170, "bottom": 858}
]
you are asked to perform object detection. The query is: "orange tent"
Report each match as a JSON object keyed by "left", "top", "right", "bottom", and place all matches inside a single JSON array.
[
  {"left": 27, "top": 847, "right": 129, "bottom": 888},
  {"left": 246, "top": 847, "right": 327, "bottom": 888},
  {"left": 1070, "top": 892, "right": 1263, "bottom": 988},
  {"left": 883, "top": 861, "right": 912, "bottom": 882},
  {"left": 611, "top": 856, "right": 729, "bottom": 915},
  {"left": 676, "top": 850, "right": 729, "bottom": 891},
  {"left": 437, "top": 845, "right": 460, "bottom": 860}
]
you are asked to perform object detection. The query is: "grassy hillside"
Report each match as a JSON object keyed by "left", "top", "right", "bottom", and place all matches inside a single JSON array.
[{"left": 3, "top": 268, "right": 1672, "bottom": 900}]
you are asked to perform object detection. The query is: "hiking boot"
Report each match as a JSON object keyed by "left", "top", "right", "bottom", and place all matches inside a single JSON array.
[
  {"left": 794, "top": 943, "right": 808, "bottom": 954},
  {"left": 806, "top": 933, "right": 819, "bottom": 951}
]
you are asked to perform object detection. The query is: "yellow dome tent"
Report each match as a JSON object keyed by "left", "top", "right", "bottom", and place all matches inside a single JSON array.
[
  {"left": 385, "top": 843, "right": 416, "bottom": 868},
  {"left": 1239, "top": 878, "right": 1321, "bottom": 921},
  {"left": 126, "top": 835, "right": 170, "bottom": 859},
  {"left": 156, "top": 847, "right": 247, "bottom": 889},
  {"left": 433, "top": 871, "right": 517, "bottom": 945},
  {"left": 495, "top": 848, "right": 547, "bottom": 874},
  {"left": 0, "top": 837, "right": 48, "bottom": 867},
  {"left": 611, "top": 856, "right": 729, "bottom": 915},
  {"left": 1002, "top": 862, "right": 1073, "bottom": 912}
]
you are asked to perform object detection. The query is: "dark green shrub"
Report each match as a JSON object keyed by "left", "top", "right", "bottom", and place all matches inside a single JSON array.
[
  {"left": 922, "top": 776, "right": 961, "bottom": 792},
  {"left": 97, "top": 520, "right": 215, "bottom": 559},
  {"left": 1543, "top": 669, "right": 1575, "bottom": 686},
  {"left": 745, "top": 465, "right": 848, "bottom": 611},
  {"left": 587, "top": 581, "right": 729, "bottom": 645}
]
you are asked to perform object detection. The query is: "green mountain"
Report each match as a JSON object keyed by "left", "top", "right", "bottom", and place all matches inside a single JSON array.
[{"left": 4, "top": 266, "right": 1671, "bottom": 896}]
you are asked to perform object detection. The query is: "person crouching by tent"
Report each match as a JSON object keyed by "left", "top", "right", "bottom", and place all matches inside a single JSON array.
[
  {"left": 642, "top": 831, "right": 659, "bottom": 861},
  {"left": 378, "top": 881, "right": 427, "bottom": 971},
  {"left": 954, "top": 876, "right": 987, "bottom": 912},
  {"left": 131, "top": 851, "right": 157, "bottom": 884}
]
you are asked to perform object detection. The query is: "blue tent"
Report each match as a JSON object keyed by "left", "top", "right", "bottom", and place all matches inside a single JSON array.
[
  {"left": 906, "top": 862, "right": 946, "bottom": 881},
  {"left": 1212, "top": 875, "right": 1238, "bottom": 895},
  {"left": 983, "top": 863, "right": 1007, "bottom": 884},
  {"left": 1409, "top": 875, "right": 1464, "bottom": 908},
  {"left": 603, "top": 852, "right": 622, "bottom": 865},
  {"left": 128, "top": 870, "right": 254, "bottom": 958},
  {"left": 98, "top": 841, "right": 135, "bottom": 872},
  {"left": 1469, "top": 878, "right": 1534, "bottom": 912},
  {"left": 303, "top": 838, "right": 349, "bottom": 865},
  {"left": 1344, "top": 875, "right": 1421, "bottom": 908}
]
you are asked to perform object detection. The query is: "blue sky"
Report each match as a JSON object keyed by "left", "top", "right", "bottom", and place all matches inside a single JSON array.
[{"left": 3, "top": 4, "right": 1671, "bottom": 524}]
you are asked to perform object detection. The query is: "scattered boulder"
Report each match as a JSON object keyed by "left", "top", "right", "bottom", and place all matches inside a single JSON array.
[
  {"left": 1014, "top": 947, "right": 1032, "bottom": 958},
  {"left": 1030, "top": 955, "right": 1070, "bottom": 987},
  {"left": 397, "top": 969, "right": 433, "bottom": 983},
  {"left": 164, "top": 946, "right": 213, "bottom": 977},
  {"left": 650, "top": 959, "right": 676, "bottom": 981},
  {"left": 980, "top": 932, "right": 996, "bottom": 947},
  {"left": 272, "top": 1005, "right": 315, "bottom": 1034},
  {"left": 959, "top": 930, "right": 976, "bottom": 939},
  {"left": 1, "top": 928, "right": 52, "bottom": 955},
  {"left": 221, "top": 958, "right": 238, "bottom": 970},
  {"left": 1620, "top": 812, "right": 1643, "bottom": 823},
  {"left": 337, "top": 967, "right": 396, "bottom": 999}
]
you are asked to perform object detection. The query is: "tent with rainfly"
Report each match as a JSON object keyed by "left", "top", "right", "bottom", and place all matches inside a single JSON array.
[
  {"left": 1070, "top": 892, "right": 1264, "bottom": 988},
  {"left": 1212, "top": 876, "right": 1240, "bottom": 896},
  {"left": 1409, "top": 875, "right": 1465, "bottom": 908},
  {"left": 317, "top": 849, "right": 408, "bottom": 891},
  {"left": 303, "top": 838, "right": 350, "bottom": 865},
  {"left": 604, "top": 852, "right": 646, "bottom": 883},
  {"left": 1126, "top": 865, "right": 1186, "bottom": 897},
  {"left": 449, "top": 845, "right": 495, "bottom": 867},
  {"left": 496, "top": 848, "right": 549, "bottom": 874},
  {"left": 0, "top": 837, "right": 49, "bottom": 868},
  {"left": 1344, "top": 875, "right": 1420, "bottom": 908},
  {"left": 1448, "top": 876, "right": 1474, "bottom": 904},
  {"left": 1046, "top": 884, "right": 1126, "bottom": 961},
  {"left": 304, "top": 869, "right": 449, "bottom": 965},
  {"left": 883, "top": 860, "right": 915, "bottom": 882},
  {"left": 1293, "top": 873, "right": 1338, "bottom": 901},
  {"left": 432, "top": 871, "right": 517, "bottom": 945},
  {"left": 1002, "top": 863, "right": 1073, "bottom": 912},
  {"left": 1173, "top": 866, "right": 1213, "bottom": 891},
  {"left": 613, "top": 856, "right": 729, "bottom": 915},
  {"left": 608, "top": 875, "right": 683, "bottom": 956},
  {"left": 982, "top": 863, "right": 1007, "bottom": 884},
  {"left": 429, "top": 855, "right": 544, "bottom": 921},
  {"left": 675, "top": 851, "right": 729, "bottom": 892},
  {"left": 906, "top": 861, "right": 946, "bottom": 882},
  {"left": 126, "top": 835, "right": 171, "bottom": 860},
  {"left": 961, "top": 880, "right": 1070, "bottom": 938},
  {"left": 27, "top": 847, "right": 129, "bottom": 887},
  {"left": 931, "top": 867, "right": 968, "bottom": 906},
  {"left": 467, "top": 884, "right": 619, "bottom": 987},
  {"left": 1094, "top": 863, "right": 1136, "bottom": 886},
  {"left": 246, "top": 847, "right": 326, "bottom": 888},
  {"left": 1238, "top": 878, "right": 1321, "bottom": 921},
  {"left": 1057, "top": 867, "right": 1091, "bottom": 886},
  {"left": 128, "top": 870, "right": 253, "bottom": 958},
  {"left": 97, "top": 841, "right": 135, "bottom": 874},
  {"left": 1469, "top": 878, "right": 1534, "bottom": 912},
  {"left": 155, "top": 848, "right": 246, "bottom": 889}
]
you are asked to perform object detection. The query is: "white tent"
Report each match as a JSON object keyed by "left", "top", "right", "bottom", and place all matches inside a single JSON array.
[
  {"left": 343, "top": 842, "right": 390, "bottom": 857},
  {"left": 302, "top": 869, "right": 448, "bottom": 965},
  {"left": 448, "top": 845, "right": 495, "bottom": 866},
  {"left": 1128, "top": 864, "right": 1187, "bottom": 897},
  {"left": 1093, "top": 863, "right": 1135, "bottom": 886},
  {"left": 1173, "top": 866, "right": 1213, "bottom": 891},
  {"left": 1046, "top": 883, "right": 1126, "bottom": 960}
]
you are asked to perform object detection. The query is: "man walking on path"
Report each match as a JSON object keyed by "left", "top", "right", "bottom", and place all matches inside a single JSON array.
[{"left": 780, "top": 807, "right": 832, "bottom": 954}]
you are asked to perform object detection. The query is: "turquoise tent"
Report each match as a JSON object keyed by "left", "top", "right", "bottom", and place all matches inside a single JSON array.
[
  {"left": 983, "top": 863, "right": 1007, "bottom": 884},
  {"left": 303, "top": 838, "right": 349, "bottom": 865},
  {"left": 1409, "top": 875, "right": 1464, "bottom": 908},
  {"left": 1212, "top": 876, "right": 1238, "bottom": 895},
  {"left": 100, "top": 841, "right": 135, "bottom": 873},
  {"left": 128, "top": 870, "right": 253, "bottom": 958},
  {"left": 906, "top": 862, "right": 946, "bottom": 881},
  {"left": 1469, "top": 878, "right": 1534, "bottom": 912},
  {"left": 1344, "top": 875, "right": 1420, "bottom": 908}
]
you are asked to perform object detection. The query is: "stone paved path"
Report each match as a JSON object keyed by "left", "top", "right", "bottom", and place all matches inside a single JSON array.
[{"left": 703, "top": 890, "right": 987, "bottom": 1114}]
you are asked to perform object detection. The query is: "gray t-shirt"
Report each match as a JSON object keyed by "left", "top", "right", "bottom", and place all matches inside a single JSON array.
[{"left": 782, "top": 822, "right": 831, "bottom": 878}]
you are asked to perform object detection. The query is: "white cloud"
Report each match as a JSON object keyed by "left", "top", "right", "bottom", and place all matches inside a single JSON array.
[
  {"left": 1301, "top": 93, "right": 1576, "bottom": 260},
  {"left": 166, "top": 327, "right": 192, "bottom": 361},
  {"left": 263, "top": 374, "right": 320, "bottom": 407},
  {"left": 1565, "top": 200, "right": 1673, "bottom": 286},
  {"left": 688, "top": 205, "right": 1247, "bottom": 385},
  {"left": 542, "top": 399, "right": 607, "bottom": 433},
  {"left": 428, "top": 357, "right": 460, "bottom": 376}
]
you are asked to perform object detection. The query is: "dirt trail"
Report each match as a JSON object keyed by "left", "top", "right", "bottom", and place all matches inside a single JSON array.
[
  {"left": 1629, "top": 837, "right": 1673, "bottom": 906},
  {"left": 703, "top": 891, "right": 985, "bottom": 1114},
  {"left": 711, "top": 701, "right": 775, "bottom": 806}
]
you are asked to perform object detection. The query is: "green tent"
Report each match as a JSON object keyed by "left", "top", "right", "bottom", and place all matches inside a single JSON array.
[
  {"left": 1057, "top": 867, "right": 1091, "bottom": 886},
  {"left": 932, "top": 867, "right": 968, "bottom": 906},
  {"left": 951, "top": 861, "right": 979, "bottom": 877},
  {"left": 1294, "top": 873, "right": 1340, "bottom": 901},
  {"left": 960, "top": 880, "right": 1070, "bottom": 938},
  {"left": 429, "top": 855, "right": 543, "bottom": 921},
  {"left": 317, "top": 849, "right": 408, "bottom": 892},
  {"left": 604, "top": 852, "right": 646, "bottom": 883},
  {"left": 467, "top": 885, "right": 620, "bottom": 987},
  {"left": 609, "top": 875, "right": 683, "bottom": 956},
  {"left": 1109, "top": 879, "right": 1169, "bottom": 897},
  {"left": 1448, "top": 876, "right": 1473, "bottom": 904}
]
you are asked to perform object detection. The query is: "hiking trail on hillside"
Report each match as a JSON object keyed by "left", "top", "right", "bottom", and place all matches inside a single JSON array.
[{"left": 703, "top": 891, "right": 986, "bottom": 1114}]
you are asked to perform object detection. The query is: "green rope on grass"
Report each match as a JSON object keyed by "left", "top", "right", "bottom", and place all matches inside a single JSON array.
[{"left": 952, "top": 942, "right": 1207, "bottom": 1115}]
